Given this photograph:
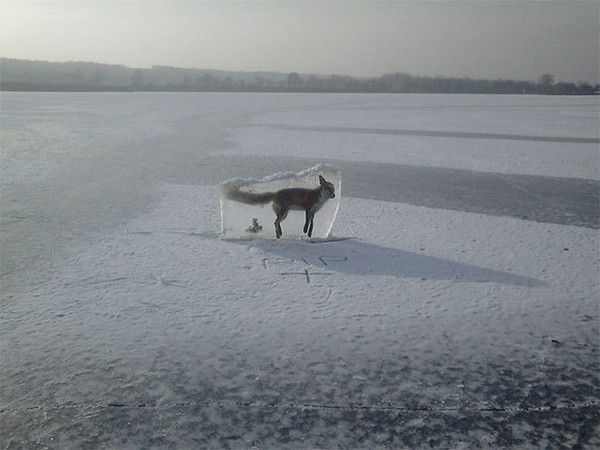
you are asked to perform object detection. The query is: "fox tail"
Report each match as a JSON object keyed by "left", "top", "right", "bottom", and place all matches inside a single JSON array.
[{"left": 222, "top": 183, "right": 275, "bottom": 205}]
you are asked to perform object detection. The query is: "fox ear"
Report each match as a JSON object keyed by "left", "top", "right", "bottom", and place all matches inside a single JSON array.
[{"left": 319, "top": 175, "right": 326, "bottom": 185}]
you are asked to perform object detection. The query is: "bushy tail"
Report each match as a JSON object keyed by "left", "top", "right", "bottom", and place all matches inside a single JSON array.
[{"left": 222, "top": 183, "right": 275, "bottom": 205}]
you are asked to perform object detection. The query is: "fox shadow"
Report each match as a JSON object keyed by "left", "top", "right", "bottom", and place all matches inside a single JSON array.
[{"left": 231, "top": 237, "right": 547, "bottom": 287}]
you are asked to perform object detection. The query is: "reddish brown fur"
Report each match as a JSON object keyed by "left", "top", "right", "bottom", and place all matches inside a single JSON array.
[
  {"left": 275, "top": 187, "right": 322, "bottom": 210},
  {"left": 271, "top": 175, "right": 335, "bottom": 238}
]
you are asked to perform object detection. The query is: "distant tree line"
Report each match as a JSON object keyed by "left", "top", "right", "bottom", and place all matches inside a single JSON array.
[
  {"left": 277, "top": 72, "right": 598, "bottom": 95},
  {"left": 1, "top": 58, "right": 597, "bottom": 95}
]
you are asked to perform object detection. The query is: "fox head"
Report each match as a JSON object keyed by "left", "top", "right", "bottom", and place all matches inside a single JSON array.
[{"left": 319, "top": 175, "right": 335, "bottom": 198}]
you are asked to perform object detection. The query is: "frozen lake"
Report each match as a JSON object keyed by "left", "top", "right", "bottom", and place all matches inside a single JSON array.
[{"left": 1, "top": 93, "right": 599, "bottom": 448}]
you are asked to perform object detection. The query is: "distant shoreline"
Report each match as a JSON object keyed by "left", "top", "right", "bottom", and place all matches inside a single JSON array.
[
  {"left": 2, "top": 58, "right": 598, "bottom": 95},
  {"left": 1, "top": 85, "right": 597, "bottom": 95}
]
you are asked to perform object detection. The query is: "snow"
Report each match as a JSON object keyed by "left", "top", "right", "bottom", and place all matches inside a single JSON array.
[{"left": 1, "top": 92, "right": 598, "bottom": 448}]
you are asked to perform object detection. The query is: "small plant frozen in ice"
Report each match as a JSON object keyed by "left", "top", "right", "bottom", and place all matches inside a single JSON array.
[{"left": 245, "top": 218, "right": 263, "bottom": 234}]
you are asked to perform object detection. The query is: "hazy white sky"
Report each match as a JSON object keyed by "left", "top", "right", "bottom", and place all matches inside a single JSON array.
[{"left": 1, "top": 1, "right": 598, "bottom": 82}]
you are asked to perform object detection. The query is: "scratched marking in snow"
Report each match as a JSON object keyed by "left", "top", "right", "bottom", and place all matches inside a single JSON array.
[{"left": 262, "top": 255, "right": 347, "bottom": 282}]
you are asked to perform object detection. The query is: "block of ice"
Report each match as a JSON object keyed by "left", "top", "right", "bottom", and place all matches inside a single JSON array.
[{"left": 220, "top": 164, "right": 341, "bottom": 239}]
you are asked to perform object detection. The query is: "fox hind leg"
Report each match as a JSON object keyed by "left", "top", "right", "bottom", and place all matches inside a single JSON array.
[
  {"left": 273, "top": 201, "right": 288, "bottom": 239},
  {"left": 308, "top": 214, "right": 314, "bottom": 237},
  {"left": 275, "top": 210, "right": 288, "bottom": 238}
]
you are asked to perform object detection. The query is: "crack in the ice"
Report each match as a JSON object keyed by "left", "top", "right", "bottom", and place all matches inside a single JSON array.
[{"left": 5, "top": 400, "right": 598, "bottom": 416}]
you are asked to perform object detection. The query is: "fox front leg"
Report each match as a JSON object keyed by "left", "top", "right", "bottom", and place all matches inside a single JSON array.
[
  {"left": 303, "top": 210, "right": 311, "bottom": 234},
  {"left": 303, "top": 210, "right": 315, "bottom": 237}
]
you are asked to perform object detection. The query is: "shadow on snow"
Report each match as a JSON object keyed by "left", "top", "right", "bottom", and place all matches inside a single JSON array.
[{"left": 229, "top": 237, "right": 547, "bottom": 287}]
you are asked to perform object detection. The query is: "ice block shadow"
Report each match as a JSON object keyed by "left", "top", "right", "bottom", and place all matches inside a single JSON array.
[{"left": 233, "top": 238, "right": 547, "bottom": 287}]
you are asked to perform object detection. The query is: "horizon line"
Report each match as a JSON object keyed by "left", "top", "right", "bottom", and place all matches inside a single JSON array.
[{"left": 4, "top": 56, "right": 598, "bottom": 85}]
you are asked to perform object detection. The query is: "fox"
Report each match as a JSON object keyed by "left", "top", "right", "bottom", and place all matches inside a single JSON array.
[{"left": 224, "top": 175, "right": 336, "bottom": 239}]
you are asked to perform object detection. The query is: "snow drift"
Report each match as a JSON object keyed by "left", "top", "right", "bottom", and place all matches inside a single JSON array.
[{"left": 220, "top": 164, "right": 341, "bottom": 239}]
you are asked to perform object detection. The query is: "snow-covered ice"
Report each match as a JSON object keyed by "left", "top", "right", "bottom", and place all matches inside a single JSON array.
[
  {"left": 229, "top": 94, "right": 599, "bottom": 180},
  {"left": 1, "top": 93, "right": 598, "bottom": 448}
]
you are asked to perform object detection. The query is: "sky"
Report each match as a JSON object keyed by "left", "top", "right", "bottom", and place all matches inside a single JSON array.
[{"left": 0, "top": 1, "right": 598, "bottom": 83}]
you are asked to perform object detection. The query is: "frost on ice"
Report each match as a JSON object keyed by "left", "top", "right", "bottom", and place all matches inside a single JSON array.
[{"left": 220, "top": 164, "right": 341, "bottom": 239}]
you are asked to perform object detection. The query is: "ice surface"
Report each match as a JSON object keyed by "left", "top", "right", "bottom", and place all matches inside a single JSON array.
[
  {"left": 1, "top": 93, "right": 598, "bottom": 448},
  {"left": 228, "top": 94, "right": 599, "bottom": 180},
  {"left": 220, "top": 164, "right": 341, "bottom": 239}
]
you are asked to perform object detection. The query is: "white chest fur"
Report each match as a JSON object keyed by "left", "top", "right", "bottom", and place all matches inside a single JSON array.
[{"left": 311, "top": 190, "right": 330, "bottom": 212}]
